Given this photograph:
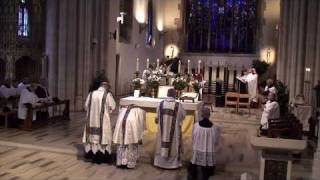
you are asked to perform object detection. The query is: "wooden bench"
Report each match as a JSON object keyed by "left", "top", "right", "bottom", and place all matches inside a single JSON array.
[
  {"left": 20, "top": 100, "right": 70, "bottom": 131},
  {"left": 267, "top": 117, "right": 303, "bottom": 139},
  {"left": 0, "top": 110, "right": 17, "bottom": 128}
]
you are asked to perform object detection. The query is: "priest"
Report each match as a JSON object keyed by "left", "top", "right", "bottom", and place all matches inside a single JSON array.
[
  {"left": 239, "top": 68, "right": 258, "bottom": 103},
  {"left": 154, "top": 88, "right": 186, "bottom": 169},
  {"left": 18, "top": 84, "right": 42, "bottom": 121},
  {"left": 113, "top": 104, "right": 145, "bottom": 168},
  {"left": 82, "top": 77, "right": 116, "bottom": 164}
]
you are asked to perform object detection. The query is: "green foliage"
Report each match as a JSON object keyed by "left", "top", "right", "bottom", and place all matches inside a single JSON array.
[
  {"left": 275, "top": 80, "right": 289, "bottom": 115},
  {"left": 252, "top": 60, "right": 269, "bottom": 75}
]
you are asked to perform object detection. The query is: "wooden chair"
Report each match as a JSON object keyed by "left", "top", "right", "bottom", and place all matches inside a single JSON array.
[
  {"left": 238, "top": 94, "right": 250, "bottom": 114},
  {"left": 225, "top": 92, "right": 239, "bottom": 110}
]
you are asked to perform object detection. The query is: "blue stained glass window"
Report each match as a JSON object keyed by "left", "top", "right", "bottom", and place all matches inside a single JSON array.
[
  {"left": 186, "top": 0, "right": 257, "bottom": 53},
  {"left": 18, "top": 0, "right": 29, "bottom": 37},
  {"left": 145, "top": 0, "right": 153, "bottom": 46}
]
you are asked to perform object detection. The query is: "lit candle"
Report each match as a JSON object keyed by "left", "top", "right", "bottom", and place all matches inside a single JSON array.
[
  {"left": 178, "top": 60, "right": 181, "bottom": 73},
  {"left": 157, "top": 58, "right": 160, "bottom": 69},
  {"left": 136, "top": 58, "right": 139, "bottom": 72},
  {"left": 147, "top": 58, "right": 150, "bottom": 69},
  {"left": 198, "top": 60, "right": 201, "bottom": 74},
  {"left": 305, "top": 67, "right": 311, "bottom": 81},
  {"left": 187, "top": 59, "right": 190, "bottom": 74}
]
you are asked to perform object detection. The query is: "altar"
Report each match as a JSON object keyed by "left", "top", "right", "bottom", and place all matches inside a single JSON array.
[{"left": 120, "top": 96, "right": 203, "bottom": 135}]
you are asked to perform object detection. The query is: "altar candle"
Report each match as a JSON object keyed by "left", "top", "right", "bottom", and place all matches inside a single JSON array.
[
  {"left": 178, "top": 60, "right": 181, "bottom": 73},
  {"left": 198, "top": 60, "right": 201, "bottom": 74},
  {"left": 157, "top": 58, "right": 160, "bottom": 69},
  {"left": 147, "top": 58, "right": 150, "bottom": 69},
  {"left": 187, "top": 59, "right": 190, "bottom": 74},
  {"left": 136, "top": 58, "right": 139, "bottom": 71}
]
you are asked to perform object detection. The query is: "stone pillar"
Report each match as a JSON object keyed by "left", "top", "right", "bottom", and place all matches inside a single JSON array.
[
  {"left": 5, "top": 55, "right": 13, "bottom": 82},
  {"left": 46, "top": 0, "right": 58, "bottom": 98},
  {"left": 41, "top": 55, "right": 48, "bottom": 78}
]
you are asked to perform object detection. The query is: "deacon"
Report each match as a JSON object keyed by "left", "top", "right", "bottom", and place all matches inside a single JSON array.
[
  {"left": 154, "top": 88, "right": 186, "bottom": 169},
  {"left": 113, "top": 104, "right": 145, "bottom": 168},
  {"left": 0, "top": 79, "right": 17, "bottom": 99},
  {"left": 82, "top": 77, "right": 116, "bottom": 163},
  {"left": 264, "top": 78, "right": 277, "bottom": 95},
  {"left": 189, "top": 107, "right": 221, "bottom": 180},
  {"left": 260, "top": 92, "right": 280, "bottom": 135}
]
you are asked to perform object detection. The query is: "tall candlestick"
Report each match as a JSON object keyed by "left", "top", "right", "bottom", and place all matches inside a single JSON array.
[
  {"left": 147, "top": 58, "right": 150, "bottom": 69},
  {"left": 157, "top": 59, "right": 160, "bottom": 69},
  {"left": 198, "top": 60, "right": 201, "bottom": 74},
  {"left": 136, "top": 58, "right": 139, "bottom": 72},
  {"left": 187, "top": 59, "right": 190, "bottom": 74},
  {"left": 178, "top": 60, "right": 181, "bottom": 73}
]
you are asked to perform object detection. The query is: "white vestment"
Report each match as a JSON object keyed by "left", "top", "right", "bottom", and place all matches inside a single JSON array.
[
  {"left": 261, "top": 100, "right": 280, "bottom": 129},
  {"left": 113, "top": 106, "right": 145, "bottom": 145},
  {"left": 113, "top": 105, "right": 145, "bottom": 168},
  {"left": 191, "top": 122, "right": 221, "bottom": 166},
  {"left": 264, "top": 85, "right": 277, "bottom": 95},
  {"left": 0, "top": 85, "right": 17, "bottom": 99},
  {"left": 82, "top": 87, "right": 116, "bottom": 154},
  {"left": 154, "top": 98, "right": 186, "bottom": 169},
  {"left": 241, "top": 73, "right": 258, "bottom": 102},
  {"left": 18, "top": 88, "right": 39, "bottom": 120}
]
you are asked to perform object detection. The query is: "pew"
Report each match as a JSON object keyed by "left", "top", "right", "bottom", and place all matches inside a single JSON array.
[
  {"left": 267, "top": 116, "right": 303, "bottom": 140},
  {"left": 20, "top": 100, "right": 70, "bottom": 131}
]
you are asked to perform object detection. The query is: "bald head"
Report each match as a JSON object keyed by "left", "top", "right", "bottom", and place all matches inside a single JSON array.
[{"left": 167, "top": 88, "right": 176, "bottom": 98}]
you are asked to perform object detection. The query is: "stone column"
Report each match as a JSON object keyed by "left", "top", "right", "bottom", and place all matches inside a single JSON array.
[
  {"left": 41, "top": 55, "right": 48, "bottom": 78},
  {"left": 5, "top": 55, "right": 13, "bottom": 82},
  {"left": 46, "top": 0, "right": 58, "bottom": 98}
]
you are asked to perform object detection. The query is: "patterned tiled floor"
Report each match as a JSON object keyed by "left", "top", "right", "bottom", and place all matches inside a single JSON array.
[{"left": 0, "top": 107, "right": 315, "bottom": 180}]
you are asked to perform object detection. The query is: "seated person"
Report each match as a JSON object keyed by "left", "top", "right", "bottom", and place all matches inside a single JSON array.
[
  {"left": 35, "top": 78, "right": 52, "bottom": 103},
  {"left": 260, "top": 92, "right": 280, "bottom": 135},
  {"left": 18, "top": 83, "right": 42, "bottom": 122},
  {"left": 188, "top": 107, "right": 220, "bottom": 180},
  {"left": 264, "top": 79, "right": 277, "bottom": 96}
]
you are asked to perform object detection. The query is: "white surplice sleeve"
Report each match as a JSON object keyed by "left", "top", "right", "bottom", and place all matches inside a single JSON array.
[{"left": 107, "top": 92, "right": 116, "bottom": 112}]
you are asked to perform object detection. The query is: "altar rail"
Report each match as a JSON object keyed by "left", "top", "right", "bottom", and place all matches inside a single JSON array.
[{"left": 20, "top": 100, "right": 70, "bottom": 131}]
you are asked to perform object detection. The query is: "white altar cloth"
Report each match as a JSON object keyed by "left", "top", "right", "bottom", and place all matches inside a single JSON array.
[{"left": 119, "top": 96, "right": 203, "bottom": 121}]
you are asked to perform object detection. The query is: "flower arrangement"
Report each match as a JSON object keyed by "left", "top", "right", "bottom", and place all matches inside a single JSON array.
[
  {"left": 172, "top": 77, "right": 188, "bottom": 91},
  {"left": 147, "top": 74, "right": 161, "bottom": 89},
  {"left": 190, "top": 80, "right": 206, "bottom": 93},
  {"left": 132, "top": 78, "right": 145, "bottom": 90}
]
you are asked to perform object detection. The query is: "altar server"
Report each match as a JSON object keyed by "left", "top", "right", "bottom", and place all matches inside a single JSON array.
[
  {"left": 82, "top": 78, "right": 116, "bottom": 163},
  {"left": 154, "top": 88, "right": 186, "bottom": 169},
  {"left": 18, "top": 84, "right": 41, "bottom": 121},
  {"left": 113, "top": 104, "right": 145, "bottom": 168},
  {"left": 188, "top": 107, "right": 220, "bottom": 180},
  {"left": 260, "top": 92, "right": 280, "bottom": 132}
]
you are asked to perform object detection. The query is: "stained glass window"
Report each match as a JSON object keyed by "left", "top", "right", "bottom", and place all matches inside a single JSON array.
[
  {"left": 186, "top": 0, "right": 257, "bottom": 53},
  {"left": 18, "top": 0, "right": 29, "bottom": 37}
]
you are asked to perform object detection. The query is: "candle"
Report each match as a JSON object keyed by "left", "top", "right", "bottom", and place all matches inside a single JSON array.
[
  {"left": 305, "top": 67, "right": 311, "bottom": 81},
  {"left": 157, "top": 59, "right": 160, "bottom": 69},
  {"left": 178, "top": 60, "right": 181, "bottom": 73},
  {"left": 147, "top": 58, "right": 150, "bottom": 69},
  {"left": 136, "top": 58, "right": 139, "bottom": 72},
  {"left": 187, "top": 59, "right": 190, "bottom": 74},
  {"left": 198, "top": 60, "right": 201, "bottom": 74}
]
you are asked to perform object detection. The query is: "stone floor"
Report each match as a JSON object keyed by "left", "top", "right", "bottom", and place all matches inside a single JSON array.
[{"left": 0, "top": 107, "right": 316, "bottom": 180}]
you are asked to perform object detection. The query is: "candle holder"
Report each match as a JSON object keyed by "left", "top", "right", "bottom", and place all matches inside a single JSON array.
[{"left": 134, "top": 71, "right": 140, "bottom": 78}]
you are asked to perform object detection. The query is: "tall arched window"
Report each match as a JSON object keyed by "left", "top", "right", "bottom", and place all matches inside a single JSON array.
[
  {"left": 18, "top": 0, "right": 29, "bottom": 37},
  {"left": 186, "top": 0, "right": 257, "bottom": 53}
]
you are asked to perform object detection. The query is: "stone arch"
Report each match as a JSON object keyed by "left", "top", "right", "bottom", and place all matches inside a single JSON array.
[
  {"left": 0, "top": 58, "right": 5, "bottom": 83},
  {"left": 15, "top": 56, "right": 38, "bottom": 82}
]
